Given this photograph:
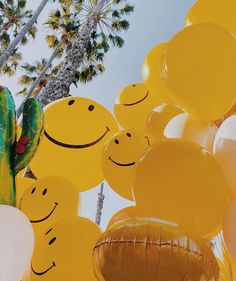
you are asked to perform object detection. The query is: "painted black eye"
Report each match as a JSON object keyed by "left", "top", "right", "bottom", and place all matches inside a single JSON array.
[
  {"left": 127, "top": 133, "right": 131, "bottom": 137},
  {"left": 31, "top": 187, "right": 36, "bottom": 194},
  {"left": 68, "top": 100, "right": 75, "bottom": 106},
  {"left": 132, "top": 84, "right": 136, "bottom": 87},
  {"left": 45, "top": 228, "right": 53, "bottom": 235},
  {"left": 49, "top": 237, "right": 57, "bottom": 245},
  {"left": 114, "top": 139, "right": 119, "bottom": 144},
  {"left": 42, "top": 188, "right": 47, "bottom": 196},
  {"left": 88, "top": 105, "right": 94, "bottom": 111}
]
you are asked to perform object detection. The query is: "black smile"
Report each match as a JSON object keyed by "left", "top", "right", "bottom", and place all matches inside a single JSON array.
[
  {"left": 30, "top": 203, "right": 58, "bottom": 223},
  {"left": 123, "top": 91, "right": 149, "bottom": 106},
  {"left": 31, "top": 262, "right": 56, "bottom": 276},
  {"left": 44, "top": 127, "right": 110, "bottom": 149},
  {"left": 109, "top": 156, "right": 135, "bottom": 167}
]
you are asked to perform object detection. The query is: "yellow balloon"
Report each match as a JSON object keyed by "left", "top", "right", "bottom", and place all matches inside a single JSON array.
[
  {"left": 30, "top": 97, "right": 118, "bottom": 191},
  {"left": 31, "top": 216, "right": 101, "bottom": 281},
  {"left": 133, "top": 140, "right": 231, "bottom": 239},
  {"left": 102, "top": 129, "right": 153, "bottom": 201},
  {"left": 94, "top": 218, "right": 219, "bottom": 281},
  {"left": 15, "top": 171, "right": 36, "bottom": 207},
  {"left": 142, "top": 43, "right": 173, "bottom": 104},
  {"left": 146, "top": 103, "right": 183, "bottom": 140},
  {"left": 186, "top": 0, "right": 236, "bottom": 35},
  {"left": 19, "top": 175, "right": 79, "bottom": 240},
  {"left": 114, "top": 83, "right": 160, "bottom": 131},
  {"left": 164, "top": 113, "right": 218, "bottom": 153},
  {"left": 107, "top": 206, "right": 144, "bottom": 229},
  {"left": 161, "top": 23, "right": 236, "bottom": 121}
]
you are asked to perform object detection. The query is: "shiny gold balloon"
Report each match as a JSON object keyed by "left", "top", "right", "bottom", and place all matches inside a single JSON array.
[
  {"left": 161, "top": 23, "right": 236, "bottom": 121},
  {"left": 186, "top": 0, "right": 236, "bottom": 35},
  {"left": 31, "top": 216, "right": 101, "bottom": 281},
  {"left": 94, "top": 218, "right": 219, "bottom": 281},
  {"left": 102, "top": 129, "right": 152, "bottom": 200},
  {"left": 30, "top": 97, "right": 118, "bottom": 191},
  {"left": 142, "top": 43, "right": 173, "bottom": 104},
  {"left": 146, "top": 103, "right": 183, "bottom": 140},
  {"left": 114, "top": 84, "right": 160, "bottom": 131},
  {"left": 133, "top": 140, "right": 231, "bottom": 239},
  {"left": 19, "top": 176, "right": 79, "bottom": 240}
]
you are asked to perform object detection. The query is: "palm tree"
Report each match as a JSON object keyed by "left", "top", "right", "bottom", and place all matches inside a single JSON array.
[{"left": 36, "top": 0, "right": 134, "bottom": 106}]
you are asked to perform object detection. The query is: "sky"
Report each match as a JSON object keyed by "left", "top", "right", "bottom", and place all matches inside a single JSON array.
[{"left": 1, "top": 0, "right": 197, "bottom": 229}]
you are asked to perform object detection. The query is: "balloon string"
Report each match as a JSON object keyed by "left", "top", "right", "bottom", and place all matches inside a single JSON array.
[{"left": 95, "top": 183, "right": 105, "bottom": 226}]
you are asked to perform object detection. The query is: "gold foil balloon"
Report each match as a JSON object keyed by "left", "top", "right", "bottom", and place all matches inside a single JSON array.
[
  {"left": 30, "top": 97, "right": 118, "bottom": 191},
  {"left": 133, "top": 140, "right": 230, "bottom": 239},
  {"left": 214, "top": 115, "right": 236, "bottom": 196},
  {"left": 114, "top": 84, "right": 160, "bottom": 131},
  {"left": 93, "top": 218, "right": 220, "bottom": 281},
  {"left": 142, "top": 43, "right": 173, "bottom": 104},
  {"left": 146, "top": 103, "right": 183, "bottom": 140},
  {"left": 164, "top": 113, "right": 218, "bottom": 152},
  {"left": 19, "top": 176, "right": 79, "bottom": 240},
  {"left": 161, "top": 23, "right": 236, "bottom": 121},
  {"left": 186, "top": 0, "right": 236, "bottom": 35},
  {"left": 102, "top": 129, "right": 152, "bottom": 201},
  {"left": 31, "top": 216, "right": 101, "bottom": 281}
]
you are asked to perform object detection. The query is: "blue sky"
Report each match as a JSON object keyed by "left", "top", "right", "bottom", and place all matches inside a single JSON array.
[{"left": 1, "top": 0, "right": 196, "bottom": 229}]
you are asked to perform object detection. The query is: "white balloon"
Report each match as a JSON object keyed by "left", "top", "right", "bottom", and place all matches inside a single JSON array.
[
  {"left": 0, "top": 233, "right": 13, "bottom": 281},
  {"left": 213, "top": 115, "right": 236, "bottom": 196},
  {"left": 164, "top": 113, "right": 218, "bottom": 152},
  {"left": 0, "top": 205, "right": 34, "bottom": 281}
]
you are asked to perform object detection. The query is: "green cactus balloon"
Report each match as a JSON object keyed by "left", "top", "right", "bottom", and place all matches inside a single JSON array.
[{"left": 0, "top": 86, "right": 44, "bottom": 206}]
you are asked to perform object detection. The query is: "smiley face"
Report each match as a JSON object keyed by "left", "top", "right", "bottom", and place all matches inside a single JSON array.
[
  {"left": 114, "top": 84, "right": 160, "bottom": 131},
  {"left": 30, "top": 216, "right": 102, "bottom": 281},
  {"left": 19, "top": 176, "right": 79, "bottom": 241},
  {"left": 102, "top": 129, "right": 153, "bottom": 200},
  {"left": 29, "top": 97, "right": 118, "bottom": 191}
]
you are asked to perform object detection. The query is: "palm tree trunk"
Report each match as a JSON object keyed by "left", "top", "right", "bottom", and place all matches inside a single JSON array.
[
  {"left": 0, "top": 0, "right": 49, "bottom": 68},
  {"left": 37, "top": 0, "right": 106, "bottom": 107},
  {"left": 16, "top": 39, "right": 64, "bottom": 118}
]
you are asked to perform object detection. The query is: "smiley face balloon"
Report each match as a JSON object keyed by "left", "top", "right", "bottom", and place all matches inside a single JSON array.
[
  {"left": 114, "top": 84, "right": 160, "bottom": 131},
  {"left": 29, "top": 97, "right": 118, "bottom": 190},
  {"left": 30, "top": 216, "right": 102, "bottom": 281},
  {"left": 19, "top": 176, "right": 79, "bottom": 240},
  {"left": 102, "top": 129, "right": 152, "bottom": 201}
]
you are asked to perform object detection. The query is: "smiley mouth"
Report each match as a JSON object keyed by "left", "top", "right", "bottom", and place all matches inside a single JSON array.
[
  {"left": 44, "top": 127, "right": 110, "bottom": 149},
  {"left": 31, "top": 262, "right": 56, "bottom": 276},
  {"left": 30, "top": 202, "right": 58, "bottom": 223},
  {"left": 123, "top": 91, "right": 149, "bottom": 106},
  {"left": 109, "top": 157, "right": 135, "bottom": 167}
]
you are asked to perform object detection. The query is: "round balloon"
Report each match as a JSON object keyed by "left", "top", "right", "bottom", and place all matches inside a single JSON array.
[
  {"left": 142, "top": 43, "right": 173, "bottom": 104},
  {"left": 223, "top": 200, "right": 236, "bottom": 260},
  {"left": 186, "top": 0, "right": 236, "bottom": 35},
  {"left": 114, "top": 83, "right": 160, "bottom": 131},
  {"left": 107, "top": 206, "right": 144, "bottom": 229},
  {"left": 164, "top": 113, "right": 218, "bottom": 152},
  {"left": 31, "top": 216, "right": 102, "bottom": 281},
  {"left": 29, "top": 97, "right": 118, "bottom": 191},
  {"left": 19, "top": 175, "right": 80, "bottom": 240},
  {"left": 94, "top": 218, "right": 219, "bottom": 281},
  {"left": 133, "top": 140, "right": 231, "bottom": 239},
  {"left": 214, "top": 115, "right": 236, "bottom": 196},
  {"left": 146, "top": 103, "right": 183, "bottom": 140},
  {"left": 0, "top": 205, "right": 34, "bottom": 281},
  {"left": 161, "top": 23, "right": 236, "bottom": 121},
  {"left": 0, "top": 232, "right": 13, "bottom": 281},
  {"left": 102, "top": 129, "right": 152, "bottom": 200}
]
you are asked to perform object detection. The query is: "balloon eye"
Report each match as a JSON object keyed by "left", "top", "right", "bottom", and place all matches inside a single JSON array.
[
  {"left": 115, "top": 139, "right": 119, "bottom": 144},
  {"left": 49, "top": 237, "right": 57, "bottom": 245},
  {"left": 88, "top": 105, "right": 94, "bottom": 111},
  {"left": 68, "top": 100, "right": 75, "bottom": 106},
  {"left": 127, "top": 133, "right": 131, "bottom": 137},
  {"left": 31, "top": 187, "right": 36, "bottom": 194},
  {"left": 42, "top": 188, "right": 47, "bottom": 196}
]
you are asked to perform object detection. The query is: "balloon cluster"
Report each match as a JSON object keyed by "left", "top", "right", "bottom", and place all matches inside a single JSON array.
[{"left": 3, "top": 1, "right": 236, "bottom": 281}]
